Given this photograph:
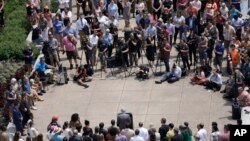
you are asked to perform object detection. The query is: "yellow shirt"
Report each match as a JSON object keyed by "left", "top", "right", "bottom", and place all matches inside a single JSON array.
[{"left": 167, "top": 129, "right": 175, "bottom": 141}]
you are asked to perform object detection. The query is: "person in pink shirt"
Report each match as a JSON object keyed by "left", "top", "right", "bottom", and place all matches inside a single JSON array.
[
  {"left": 62, "top": 33, "right": 79, "bottom": 69},
  {"left": 219, "top": 124, "right": 230, "bottom": 141}
]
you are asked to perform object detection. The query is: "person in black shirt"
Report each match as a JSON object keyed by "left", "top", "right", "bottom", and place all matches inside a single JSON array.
[
  {"left": 121, "top": 40, "right": 130, "bottom": 67},
  {"left": 158, "top": 118, "right": 169, "bottom": 141},
  {"left": 179, "top": 39, "right": 190, "bottom": 70},
  {"left": 98, "top": 39, "right": 108, "bottom": 72},
  {"left": 162, "top": 0, "right": 173, "bottom": 23},
  {"left": 128, "top": 34, "right": 138, "bottom": 66}
]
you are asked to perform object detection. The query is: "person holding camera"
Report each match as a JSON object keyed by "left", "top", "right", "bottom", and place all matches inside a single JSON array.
[{"left": 179, "top": 39, "right": 190, "bottom": 70}]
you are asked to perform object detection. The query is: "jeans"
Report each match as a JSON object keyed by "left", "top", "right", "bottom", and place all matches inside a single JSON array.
[
  {"left": 160, "top": 73, "right": 179, "bottom": 83},
  {"left": 181, "top": 55, "right": 190, "bottom": 70}
]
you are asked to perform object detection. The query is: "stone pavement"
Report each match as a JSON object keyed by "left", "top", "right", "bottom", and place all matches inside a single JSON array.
[{"left": 32, "top": 0, "right": 236, "bottom": 138}]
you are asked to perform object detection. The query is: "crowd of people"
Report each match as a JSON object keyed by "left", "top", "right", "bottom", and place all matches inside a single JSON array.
[
  {"left": 1, "top": 109, "right": 241, "bottom": 141},
  {"left": 1, "top": 0, "right": 250, "bottom": 140}
]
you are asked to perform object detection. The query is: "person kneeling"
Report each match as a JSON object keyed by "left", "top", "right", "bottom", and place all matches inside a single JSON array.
[
  {"left": 136, "top": 65, "right": 149, "bottom": 80},
  {"left": 204, "top": 69, "right": 222, "bottom": 92},
  {"left": 155, "top": 63, "right": 182, "bottom": 84}
]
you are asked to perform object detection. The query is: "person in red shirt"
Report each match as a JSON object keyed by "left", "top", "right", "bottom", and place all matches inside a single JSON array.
[{"left": 161, "top": 37, "right": 172, "bottom": 72}]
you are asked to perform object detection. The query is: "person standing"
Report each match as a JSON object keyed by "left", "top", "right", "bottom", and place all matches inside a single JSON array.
[
  {"left": 87, "top": 32, "right": 99, "bottom": 67},
  {"left": 152, "top": 0, "right": 162, "bottom": 20},
  {"left": 138, "top": 122, "right": 149, "bottom": 141},
  {"left": 172, "top": 128, "right": 184, "bottom": 141},
  {"left": 117, "top": 109, "right": 132, "bottom": 130},
  {"left": 179, "top": 39, "right": 190, "bottom": 70},
  {"left": 213, "top": 40, "right": 224, "bottom": 72},
  {"left": 223, "top": 22, "right": 235, "bottom": 54},
  {"left": 62, "top": 33, "right": 79, "bottom": 69},
  {"left": 98, "top": 39, "right": 108, "bottom": 73},
  {"left": 130, "top": 129, "right": 144, "bottom": 141},
  {"left": 0, "top": 0, "right": 4, "bottom": 27},
  {"left": 161, "top": 38, "right": 171, "bottom": 72},
  {"left": 128, "top": 34, "right": 138, "bottom": 66},
  {"left": 59, "top": 0, "right": 69, "bottom": 13},
  {"left": 194, "top": 123, "right": 207, "bottom": 141},
  {"left": 13, "top": 102, "right": 26, "bottom": 136},
  {"left": 210, "top": 122, "right": 220, "bottom": 141},
  {"left": 173, "top": 11, "right": 185, "bottom": 44},
  {"left": 108, "top": 0, "right": 119, "bottom": 19},
  {"left": 76, "top": 0, "right": 84, "bottom": 19},
  {"left": 123, "top": 0, "right": 131, "bottom": 21},
  {"left": 102, "top": 29, "right": 114, "bottom": 57},
  {"left": 158, "top": 118, "right": 169, "bottom": 141}
]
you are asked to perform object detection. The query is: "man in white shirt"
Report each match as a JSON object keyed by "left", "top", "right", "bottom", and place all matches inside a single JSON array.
[
  {"left": 190, "top": 0, "right": 201, "bottom": 11},
  {"left": 195, "top": 123, "right": 207, "bottom": 141},
  {"left": 76, "top": 14, "right": 88, "bottom": 34},
  {"left": 131, "top": 129, "right": 144, "bottom": 141},
  {"left": 87, "top": 32, "right": 99, "bottom": 67},
  {"left": 223, "top": 22, "right": 235, "bottom": 54},
  {"left": 155, "top": 63, "right": 182, "bottom": 84},
  {"left": 220, "top": 3, "right": 229, "bottom": 19},
  {"left": 138, "top": 122, "right": 148, "bottom": 141}
]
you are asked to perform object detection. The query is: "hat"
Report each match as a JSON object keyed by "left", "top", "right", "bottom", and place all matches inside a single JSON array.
[
  {"left": 53, "top": 127, "right": 62, "bottom": 134},
  {"left": 52, "top": 115, "right": 59, "bottom": 121},
  {"left": 11, "top": 78, "right": 17, "bottom": 84},
  {"left": 221, "top": 2, "right": 226, "bottom": 6}
]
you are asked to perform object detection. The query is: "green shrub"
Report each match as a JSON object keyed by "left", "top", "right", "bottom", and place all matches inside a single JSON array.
[{"left": 51, "top": 0, "right": 59, "bottom": 13}]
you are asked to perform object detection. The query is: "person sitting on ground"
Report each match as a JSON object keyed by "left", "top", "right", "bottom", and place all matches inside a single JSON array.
[
  {"left": 136, "top": 64, "right": 149, "bottom": 80},
  {"left": 190, "top": 66, "right": 206, "bottom": 85},
  {"left": 204, "top": 69, "right": 222, "bottom": 92},
  {"left": 73, "top": 65, "right": 91, "bottom": 88},
  {"left": 155, "top": 63, "right": 182, "bottom": 84}
]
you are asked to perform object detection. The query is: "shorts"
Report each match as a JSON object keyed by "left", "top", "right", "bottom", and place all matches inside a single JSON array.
[
  {"left": 214, "top": 55, "right": 223, "bottom": 66},
  {"left": 66, "top": 50, "right": 77, "bottom": 60}
]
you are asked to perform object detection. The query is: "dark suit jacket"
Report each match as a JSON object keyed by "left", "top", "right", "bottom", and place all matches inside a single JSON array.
[
  {"left": 185, "top": 16, "right": 198, "bottom": 33},
  {"left": 117, "top": 112, "right": 132, "bottom": 130},
  {"left": 12, "top": 107, "right": 23, "bottom": 123},
  {"left": 172, "top": 134, "right": 184, "bottom": 141},
  {"left": 158, "top": 124, "right": 169, "bottom": 141}
]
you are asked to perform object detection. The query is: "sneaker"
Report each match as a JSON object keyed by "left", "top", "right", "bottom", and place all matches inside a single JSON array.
[
  {"left": 41, "top": 90, "right": 46, "bottom": 93},
  {"left": 38, "top": 92, "right": 43, "bottom": 96},
  {"left": 31, "top": 106, "right": 38, "bottom": 110},
  {"left": 155, "top": 81, "right": 162, "bottom": 84}
]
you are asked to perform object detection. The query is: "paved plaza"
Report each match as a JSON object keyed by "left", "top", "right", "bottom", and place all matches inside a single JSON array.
[{"left": 32, "top": 1, "right": 236, "bottom": 137}]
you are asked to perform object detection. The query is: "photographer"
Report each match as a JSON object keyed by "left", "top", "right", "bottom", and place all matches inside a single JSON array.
[{"left": 179, "top": 39, "right": 190, "bottom": 70}]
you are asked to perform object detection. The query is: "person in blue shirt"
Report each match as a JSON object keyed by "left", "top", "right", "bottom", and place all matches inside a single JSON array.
[
  {"left": 155, "top": 63, "right": 182, "bottom": 84},
  {"left": 213, "top": 40, "right": 224, "bottom": 72},
  {"left": 53, "top": 16, "right": 64, "bottom": 48},
  {"left": 62, "top": 22, "right": 78, "bottom": 38},
  {"left": 108, "top": 0, "right": 118, "bottom": 19},
  {"left": 102, "top": 29, "right": 114, "bottom": 57},
  {"left": 31, "top": 56, "right": 55, "bottom": 82}
]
